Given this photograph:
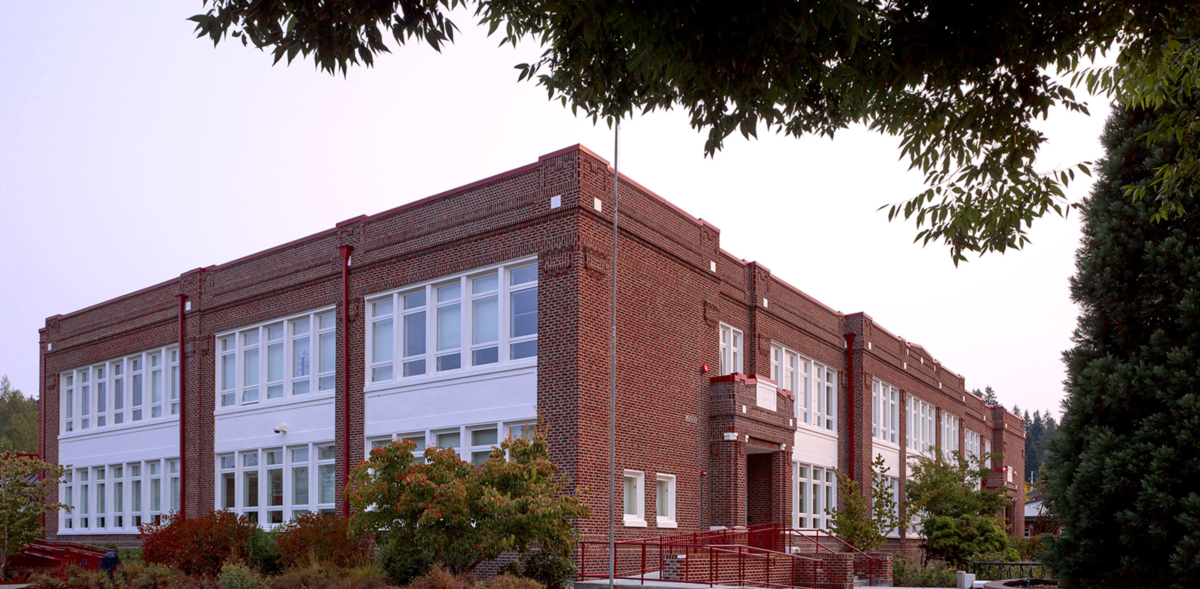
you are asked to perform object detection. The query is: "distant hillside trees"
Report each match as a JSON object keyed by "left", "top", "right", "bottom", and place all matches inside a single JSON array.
[
  {"left": 0, "top": 377, "right": 37, "bottom": 454},
  {"left": 1012, "top": 406, "right": 1059, "bottom": 483}
]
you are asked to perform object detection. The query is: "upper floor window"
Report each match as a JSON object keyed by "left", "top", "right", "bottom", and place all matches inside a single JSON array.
[
  {"left": 366, "top": 259, "right": 537, "bottom": 386},
  {"left": 60, "top": 347, "right": 178, "bottom": 435},
  {"left": 942, "top": 412, "right": 960, "bottom": 454},
  {"left": 771, "top": 343, "right": 835, "bottom": 432},
  {"left": 719, "top": 324, "right": 743, "bottom": 376},
  {"left": 217, "top": 308, "right": 336, "bottom": 409},
  {"left": 965, "top": 429, "right": 981, "bottom": 464},
  {"left": 907, "top": 395, "right": 936, "bottom": 456},
  {"left": 873, "top": 379, "right": 899, "bottom": 444}
]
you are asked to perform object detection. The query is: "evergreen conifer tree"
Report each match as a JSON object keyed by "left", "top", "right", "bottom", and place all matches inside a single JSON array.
[{"left": 1042, "top": 103, "right": 1200, "bottom": 588}]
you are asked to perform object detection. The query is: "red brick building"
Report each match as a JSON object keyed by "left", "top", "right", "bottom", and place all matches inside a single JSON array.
[{"left": 37, "top": 145, "right": 1024, "bottom": 553}]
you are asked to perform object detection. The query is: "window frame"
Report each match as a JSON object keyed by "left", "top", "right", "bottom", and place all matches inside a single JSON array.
[
  {"left": 214, "top": 441, "right": 337, "bottom": 528},
  {"left": 213, "top": 307, "right": 337, "bottom": 412},
  {"left": 655, "top": 473, "right": 677, "bottom": 528},
  {"left": 59, "top": 458, "right": 177, "bottom": 535},
  {"left": 793, "top": 462, "right": 836, "bottom": 530},
  {"left": 623, "top": 469, "right": 646, "bottom": 527},
  {"left": 872, "top": 379, "right": 899, "bottom": 445},
  {"left": 718, "top": 323, "right": 743, "bottom": 376},
  {"left": 942, "top": 412, "right": 960, "bottom": 455},
  {"left": 59, "top": 347, "right": 179, "bottom": 437},
  {"left": 364, "top": 258, "right": 538, "bottom": 389}
]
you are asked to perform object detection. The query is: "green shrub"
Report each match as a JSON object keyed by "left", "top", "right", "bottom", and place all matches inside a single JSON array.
[
  {"left": 118, "top": 547, "right": 145, "bottom": 565},
  {"left": 348, "top": 430, "right": 588, "bottom": 576},
  {"left": 27, "top": 573, "right": 66, "bottom": 589},
  {"left": 1014, "top": 536, "right": 1045, "bottom": 562},
  {"left": 922, "top": 513, "right": 1013, "bottom": 567},
  {"left": 972, "top": 548, "right": 1021, "bottom": 564},
  {"left": 892, "top": 555, "right": 957, "bottom": 588},
  {"left": 246, "top": 528, "right": 282, "bottom": 576},
  {"left": 377, "top": 537, "right": 436, "bottom": 586},
  {"left": 220, "top": 562, "right": 266, "bottom": 589},
  {"left": 121, "top": 563, "right": 190, "bottom": 589},
  {"left": 498, "top": 550, "right": 574, "bottom": 589}
]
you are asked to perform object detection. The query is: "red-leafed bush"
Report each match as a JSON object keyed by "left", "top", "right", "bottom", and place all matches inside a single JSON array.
[
  {"left": 140, "top": 510, "right": 258, "bottom": 576},
  {"left": 275, "top": 512, "right": 373, "bottom": 568}
]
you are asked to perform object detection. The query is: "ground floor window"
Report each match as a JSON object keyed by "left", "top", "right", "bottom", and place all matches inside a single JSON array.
[
  {"left": 656, "top": 473, "right": 676, "bottom": 528},
  {"left": 367, "top": 420, "right": 535, "bottom": 465},
  {"left": 217, "top": 442, "right": 335, "bottom": 526},
  {"left": 623, "top": 470, "right": 646, "bottom": 527},
  {"left": 60, "top": 457, "right": 177, "bottom": 534},
  {"left": 793, "top": 462, "right": 836, "bottom": 529}
]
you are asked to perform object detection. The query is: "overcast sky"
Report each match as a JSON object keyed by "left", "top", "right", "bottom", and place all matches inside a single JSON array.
[{"left": 0, "top": 3, "right": 1110, "bottom": 418}]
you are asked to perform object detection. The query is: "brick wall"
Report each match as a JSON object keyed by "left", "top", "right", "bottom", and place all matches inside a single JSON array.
[{"left": 38, "top": 144, "right": 1024, "bottom": 552}]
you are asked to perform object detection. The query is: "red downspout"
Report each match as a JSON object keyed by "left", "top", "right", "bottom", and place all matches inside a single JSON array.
[
  {"left": 177, "top": 294, "right": 188, "bottom": 514},
  {"left": 339, "top": 245, "right": 354, "bottom": 518},
  {"left": 844, "top": 333, "right": 856, "bottom": 481}
]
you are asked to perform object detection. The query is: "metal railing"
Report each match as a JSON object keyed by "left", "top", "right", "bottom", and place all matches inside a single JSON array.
[
  {"left": 968, "top": 561, "right": 1048, "bottom": 581},
  {"left": 579, "top": 523, "right": 887, "bottom": 588}
]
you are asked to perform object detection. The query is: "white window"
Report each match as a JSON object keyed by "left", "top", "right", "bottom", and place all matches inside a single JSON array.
[
  {"left": 370, "top": 420, "right": 532, "bottom": 467},
  {"left": 872, "top": 379, "right": 899, "bottom": 444},
  {"left": 79, "top": 371, "right": 89, "bottom": 430},
  {"left": 112, "top": 465, "right": 124, "bottom": 528},
  {"left": 63, "top": 470, "right": 73, "bottom": 530},
  {"left": 907, "top": 395, "right": 936, "bottom": 456},
  {"left": 815, "top": 364, "right": 837, "bottom": 431},
  {"left": 60, "top": 458, "right": 175, "bottom": 534},
  {"left": 149, "top": 353, "right": 163, "bottom": 418},
  {"left": 656, "top": 474, "right": 676, "bottom": 528},
  {"left": 94, "top": 366, "right": 106, "bottom": 427},
  {"left": 965, "top": 430, "right": 982, "bottom": 464},
  {"left": 942, "top": 412, "right": 960, "bottom": 455},
  {"left": 62, "top": 374, "right": 74, "bottom": 433},
  {"left": 215, "top": 308, "right": 336, "bottom": 409},
  {"left": 793, "top": 463, "right": 836, "bottom": 529},
  {"left": 984, "top": 438, "right": 992, "bottom": 468},
  {"left": 215, "top": 442, "right": 336, "bottom": 527},
  {"left": 886, "top": 477, "right": 901, "bottom": 537},
  {"left": 59, "top": 347, "right": 178, "bottom": 435},
  {"left": 623, "top": 470, "right": 646, "bottom": 527},
  {"left": 366, "top": 259, "right": 537, "bottom": 386},
  {"left": 469, "top": 427, "right": 499, "bottom": 466},
  {"left": 130, "top": 463, "right": 143, "bottom": 528},
  {"left": 771, "top": 343, "right": 827, "bottom": 430},
  {"left": 94, "top": 467, "right": 106, "bottom": 529},
  {"left": 149, "top": 461, "right": 162, "bottom": 524},
  {"left": 169, "top": 350, "right": 180, "bottom": 415},
  {"left": 112, "top": 361, "right": 124, "bottom": 424},
  {"left": 719, "top": 324, "right": 743, "bottom": 376}
]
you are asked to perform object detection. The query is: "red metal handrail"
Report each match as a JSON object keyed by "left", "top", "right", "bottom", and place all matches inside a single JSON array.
[
  {"left": 589, "top": 523, "right": 886, "bottom": 587},
  {"left": 579, "top": 536, "right": 820, "bottom": 589}
]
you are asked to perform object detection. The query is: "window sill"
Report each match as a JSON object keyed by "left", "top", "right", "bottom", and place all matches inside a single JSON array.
[
  {"left": 873, "top": 439, "right": 901, "bottom": 452},
  {"left": 364, "top": 360, "right": 537, "bottom": 395},
  {"left": 794, "top": 424, "right": 839, "bottom": 441},
  {"left": 656, "top": 518, "right": 678, "bottom": 529},
  {"left": 623, "top": 516, "right": 647, "bottom": 528},
  {"left": 58, "top": 416, "right": 180, "bottom": 441},
  {"left": 214, "top": 390, "right": 336, "bottom": 417}
]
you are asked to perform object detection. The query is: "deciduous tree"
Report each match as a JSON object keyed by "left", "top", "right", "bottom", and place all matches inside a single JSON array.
[
  {"left": 0, "top": 450, "right": 65, "bottom": 579},
  {"left": 189, "top": 1, "right": 1200, "bottom": 262},
  {"left": 346, "top": 429, "right": 589, "bottom": 578}
]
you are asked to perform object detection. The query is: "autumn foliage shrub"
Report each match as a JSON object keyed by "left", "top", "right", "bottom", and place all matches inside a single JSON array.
[
  {"left": 141, "top": 510, "right": 258, "bottom": 576},
  {"left": 275, "top": 512, "right": 372, "bottom": 568}
]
